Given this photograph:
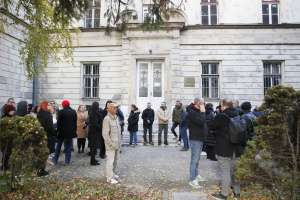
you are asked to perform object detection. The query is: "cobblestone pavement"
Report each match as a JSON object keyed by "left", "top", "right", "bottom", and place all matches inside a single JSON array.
[{"left": 47, "top": 137, "right": 220, "bottom": 196}]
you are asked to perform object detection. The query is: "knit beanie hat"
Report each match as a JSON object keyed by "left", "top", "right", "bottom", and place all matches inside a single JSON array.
[{"left": 62, "top": 99, "right": 70, "bottom": 108}]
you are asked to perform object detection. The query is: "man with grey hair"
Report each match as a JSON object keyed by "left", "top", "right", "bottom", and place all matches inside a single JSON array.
[
  {"left": 187, "top": 97, "right": 201, "bottom": 113},
  {"left": 102, "top": 102, "right": 121, "bottom": 184},
  {"left": 157, "top": 102, "right": 171, "bottom": 145},
  {"left": 210, "top": 98, "right": 241, "bottom": 199}
]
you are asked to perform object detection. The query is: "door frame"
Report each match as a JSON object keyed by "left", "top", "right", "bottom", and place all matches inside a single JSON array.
[{"left": 136, "top": 60, "right": 165, "bottom": 110}]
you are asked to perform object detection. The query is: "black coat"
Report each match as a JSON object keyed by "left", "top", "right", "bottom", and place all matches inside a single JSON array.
[
  {"left": 141, "top": 108, "right": 154, "bottom": 126},
  {"left": 37, "top": 110, "right": 55, "bottom": 137},
  {"left": 88, "top": 102, "right": 104, "bottom": 148},
  {"left": 187, "top": 106, "right": 208, "bottom": 142},
  {"left": 205, "top": 109, "right": 216, "bottom": 147},
  {"left": 16, "top": 101, "right": 28, "bottom": 116},
  {"left": 127, "top": 111, "right": 140, "bottom": 132},
  {"left": 186, "top": 103, "right": 195, "bottom": 113},
  {"left": 211, "top": 107, "right": 244, "bottom": 158},
  {"left": 57, "top": 107, "right": 77, "bottom": 139}
]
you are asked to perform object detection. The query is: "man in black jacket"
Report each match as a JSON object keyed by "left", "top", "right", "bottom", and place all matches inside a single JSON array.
[
  {"left": 210, "top": 99, "right": 241, "bottom": 200},
  {"left": 187, "top": 98, "right": 207, "bottom": 189},
  {"left": 52, "top": 100, "right": 77, "bottom": 165},
  {"left": 141, "top": 103, "right": 155, "bottom": 145}
]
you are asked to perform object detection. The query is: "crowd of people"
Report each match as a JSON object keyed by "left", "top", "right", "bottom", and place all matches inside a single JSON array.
[{"left": 0, "top": 96, "right": 262, "bottom": 199}]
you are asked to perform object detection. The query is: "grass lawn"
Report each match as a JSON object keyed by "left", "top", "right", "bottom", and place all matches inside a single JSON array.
[{"left": 0, "top": 177, "right": 162, "bottom": 200}]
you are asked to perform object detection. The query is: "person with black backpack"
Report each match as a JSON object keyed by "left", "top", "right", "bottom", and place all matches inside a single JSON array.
[{"left": 210, "top": 99, "right": 243, "bottom": 200}]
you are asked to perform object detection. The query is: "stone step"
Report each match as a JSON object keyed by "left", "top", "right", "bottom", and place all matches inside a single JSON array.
[
  {"left": 171, "top": 192, "right": 208, "bottom": 200},
  {"left": 121, "top": 130, "right": 182, "bottom": 145}
]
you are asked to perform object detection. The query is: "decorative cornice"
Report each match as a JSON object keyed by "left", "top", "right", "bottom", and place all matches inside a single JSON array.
[{"left": 183, "top": 24, "right": 300, "bottom": 30}]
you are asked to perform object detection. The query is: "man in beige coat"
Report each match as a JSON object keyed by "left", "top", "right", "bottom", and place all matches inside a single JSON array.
[
  {"left": 157, "top": 102, "right": 171, "bottom": 145},
  {"left": 102, "top": 102, "right": 121, "bottom": 184}
]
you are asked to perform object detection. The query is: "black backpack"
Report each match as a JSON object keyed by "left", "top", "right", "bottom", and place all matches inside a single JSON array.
[
  {"left": 227, "top": 115, "right": 247, "bottom": 144},
  {"left": 242, "top": 112, "right": 257, "bottom": 140}
]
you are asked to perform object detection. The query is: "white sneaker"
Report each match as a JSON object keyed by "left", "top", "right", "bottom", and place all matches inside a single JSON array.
[
  {"left": 47, "top": 158, "right": 55, "bottom": 166},
  {"left": 196, "top": 175, "right": 206, "bottom": 183},
  {"left": 48, "top": 154, "right": 54, "bottom": 160},
  {"left": 107, "top": 178, "right": 118, "bottom": 184},
  {"left": 189, "top": 179, "right": 202, "bottom": 189}
]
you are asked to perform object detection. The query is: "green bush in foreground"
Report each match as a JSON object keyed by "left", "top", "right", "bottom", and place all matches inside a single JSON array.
[
  {"left": 236, "top": 85, "right": 300, "bottom": 200},
  {"left": 0, "top": 115, "right": 48, "bottom": 191}
]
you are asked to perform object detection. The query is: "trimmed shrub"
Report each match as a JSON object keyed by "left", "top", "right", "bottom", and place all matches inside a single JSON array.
[
  {"left": 236, "top": 85, "right": 300, "bottom": 200},
  {"left": 0, "top": 115, "right": 48, "bottom": 191}
]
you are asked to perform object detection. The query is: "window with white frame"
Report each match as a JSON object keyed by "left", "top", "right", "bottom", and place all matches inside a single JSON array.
[
  {"left": 83, "top": 63, "right": 100, "bottom": 98},
  {"left": 263, "top": 61, "right": 282, "bottom": 94},
  {"left": 84, "top": 0, "right": 101, "bottom": 28},
  {"left": 201, "top": 62, "right": 219, "bottom": 99},
  {"left": 201, "top": 0, "right": 218, "bottom": 25},
  {"left": 262, "top": 1, "right": 279, "bottom": 24}
]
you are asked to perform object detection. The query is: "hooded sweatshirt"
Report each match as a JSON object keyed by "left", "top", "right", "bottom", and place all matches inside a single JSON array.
[{"left": 16, "top": 101, "right": 28, "bottom": 116}]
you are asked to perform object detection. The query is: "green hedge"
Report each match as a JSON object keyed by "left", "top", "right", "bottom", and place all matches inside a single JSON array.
[
  {"left": 0, "top": 115, "right": 48, "bottom": 191},
  {"left": 236, "top": 85, "right": 300, "bottom": 200}
]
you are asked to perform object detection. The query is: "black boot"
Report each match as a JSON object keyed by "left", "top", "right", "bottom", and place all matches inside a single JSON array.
[
  {"left": 90, "top": 160, "right": 100, "bottom": 166},
  {"left": 37, "top": 169, "right": 49, "bottom": 177},
  {"left": 90, "top": 155, "right": 100, "bottom": 165}
]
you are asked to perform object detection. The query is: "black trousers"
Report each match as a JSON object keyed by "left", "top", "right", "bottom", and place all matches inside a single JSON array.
[
  {"left": 47, "top": 134, "right": 56, "bottom": 154},
  {"left": 143, "top": 124, "right": 153, "bottom": 143},
  {"left": 171, "top": 122, "right": 181, "bottom": 141},
  {"left": 77, "top": 138, "right": 86, "bottom": 152},
  {"left": 90, "top": 146, "right": 97, "bottom": 163}
]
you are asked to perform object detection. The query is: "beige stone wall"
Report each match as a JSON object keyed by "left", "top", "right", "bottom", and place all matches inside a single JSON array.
[
  {"left": 40, "top": 27, "right": 300, "bottom": 112},
  {"left": 38, "top": 31, "right": 123, "bottom": 109},
  {"left": 179, "top": 28, "right": 300, "bottom": 107}
]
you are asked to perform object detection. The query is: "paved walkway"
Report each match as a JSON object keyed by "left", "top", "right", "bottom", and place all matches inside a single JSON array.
[{"left": 47, "top": 138, "right": 220, "bottom": 200}]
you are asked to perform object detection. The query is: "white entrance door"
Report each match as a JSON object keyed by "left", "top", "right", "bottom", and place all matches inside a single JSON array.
[{"left": 137, "top": 61, "right": 164, "bottom": 111}]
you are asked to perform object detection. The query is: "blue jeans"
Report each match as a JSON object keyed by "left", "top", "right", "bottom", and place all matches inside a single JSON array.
[
  {"left": 129, "top": 132, "right": 137, "bottom": 145},
  {"left": 189, "top": 140, "right": 204, "bottom": 181},
  {"left": 180, "top": 126, "right": 189, "bottom": 149},
  {"left": 53, "top": 138, "right": 73, "bottom": 164}
]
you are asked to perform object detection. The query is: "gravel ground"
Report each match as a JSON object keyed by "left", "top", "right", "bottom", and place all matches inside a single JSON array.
[{"left": 47, "top": 137, "right": 220, "bottom": 193}]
